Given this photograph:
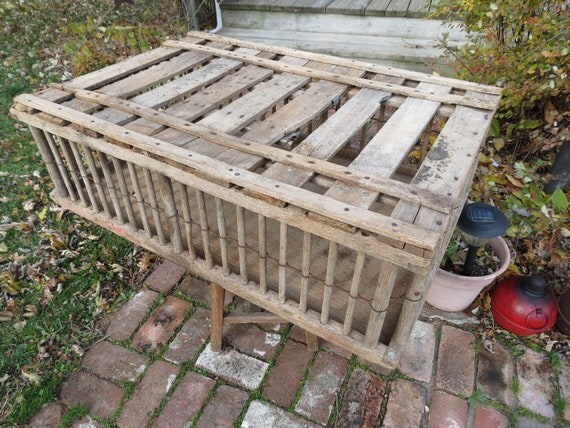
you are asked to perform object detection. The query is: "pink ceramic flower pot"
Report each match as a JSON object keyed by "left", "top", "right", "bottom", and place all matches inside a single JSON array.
[{"left": 426, "top": 237, "right": 511, "bottom": 312}]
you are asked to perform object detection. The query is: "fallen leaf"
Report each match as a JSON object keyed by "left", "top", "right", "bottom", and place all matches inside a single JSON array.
[
  {"left": 22, "top": 200, "right": 35, "bottom": 211},
  {"left": 0, "top": 311, "right": 14, "bottom": 321},
  {"left": 21, "top": 369, "right": 40, "bottom": 385},
  {"left": 505, "top": 174, "right": 524, "bottom": 187},
  {"left": 38, "top": 207, "right": 48, "bottom": 221},
  {"left": 71, "top": 344, "right": 84, "bottom": 356},
  {"left": 0, "top": 242, "right": 8, "bottom": 252}
]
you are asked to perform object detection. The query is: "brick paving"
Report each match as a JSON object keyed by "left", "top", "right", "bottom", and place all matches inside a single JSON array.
[{"left": 27, "top": 260, "right": 570, "bottom": 428}]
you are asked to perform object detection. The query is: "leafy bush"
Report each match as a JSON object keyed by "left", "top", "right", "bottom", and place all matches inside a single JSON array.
[
  {"left": 434, "top": 0, "right": 569, "bottom": 149},
  {"left": 433, "top": 0, "right": 569, "bottom": 272}
]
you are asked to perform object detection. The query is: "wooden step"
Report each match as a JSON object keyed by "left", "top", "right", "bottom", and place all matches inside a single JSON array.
[
  {"left": 222, "top": 0, "right": 435, "bottom": 17},
  {"left": 217, "top": 28, "right": 460, "bottom": 72},
  {"left": 218, "top": 7, "right": 465, "bottom": 72},
  {"left": 220, "top": 9, "right": 465, "bottom": 40}
]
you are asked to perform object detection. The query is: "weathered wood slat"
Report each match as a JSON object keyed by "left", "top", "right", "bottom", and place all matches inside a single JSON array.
[
  {"left": 236, "top": 205, "right": 248, "bottom": 284},
  {"left": 271, "top": 0, "right": 335, "bottom": 12},
  {"left": 45, "top": 132, "right": 79, "bottom": 203},
  {"left": 82, "top": 146, "right": 111, "bottom": 217},
  {"left": 343, "top": 252, "right": 366, "bottom": 335},
  {"left": 365, "top": 0, "right": 393, "bottom": 16},
  {"left": 299, "top": 232, "right": 313, "bottom": 312},
  {"left": 223, "top": 313, "right": 286, "bottom": 325},
  {"left": 222, "top": 0, "right": 278, "bottom": 10},
  {"left": 181, "top": 69, "right": 311, "bottom": 155},
  {"left": 385, "top": 0, "right": 411, "bottom": 16},
  {"left": 262, "top": 88, "right": 388, "bottom": 188},
  {"left": 100, "top": 151, "right": 125, "bottom": 224},
  {"left": 408, "top": 0, "right": 430, "bottom": 17},
  {"left": 321, "top": 242, "right": 338, "bottom": 323},
  {"left": 185, "top": 31, "right": 501, "bottom": 95},
  {"left": 72, "top": 50, "right": 215, "bottom": 119},
  {"left": 327, "top": 0, "right": 373, "bottom": 15},
  {"left": 139, "top": 64, "right": 273, "bottom": 139},
  {"left": 68, "top": 140, "right": 99, "bottom": 211},
  {"left": 278, "top": 222, "right": 288, "bottom": 303},
  {"left": 67, "top": 38, "right": 204, "bottom": 90},
  {"left": 50, "top": 86, "right": 454, "bottom": 216},
  {"left": 158, "top": 55, "right": 311, "bottom": 149},
  {"left": 159, "top": 175, "right": 184, "bottom": 253},
  {"left": 216, "top": 80, "right": 353, "bottom": 168},
  {"left": 325, "top": 82, "right": 450, "bottom": 208},
  {"left": 216, "top": 198, "right": 230, "bottom": 275},
  {"left": 164, "top": 39, "right": 499, "bottom": 110},
  {"left": 383, "top": 91, "right": 498, "bottom": 365},
  {"left": 123, "top": 48, "right": 271, "bottom": 137},
  {"left": 54, "top": 87, "right": 453, "bottom": 212},
  {"left": 258, "top": 214, "right": 268, "bottom": 293},
  {"left": 95, "top": 55, "right": 243, "bottom": 126},
  {"left": 213, "top": 60, "right": 365, "bottom": 172},
  {"left": 29, "top": 128, "right": 68, "bottom": 197}
]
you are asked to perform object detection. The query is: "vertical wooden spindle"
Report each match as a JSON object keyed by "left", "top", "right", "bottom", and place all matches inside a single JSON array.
[
  {"left": 384, "top": 272, "right": 425, "bottom": 366},
  {"left": 343, "top": 252, "right": 366, "bottom": 335},
  {"left": 215, "top": 198, "right": 229, "bottom": 275},
  {"left": 236, "top": 205, "right": 248, "bottom": 285},
  {"left": 321, "top": 241, "right": 338, "bottom": 324},
  {"left": 29, "top": 127, "right": 68, "bottom": 197},
  {"left": 278, "top": 222, "right": 288, "bottom": 304},
  {"left": 82, "top": 147, "right": 111, "bottom": 217},
  {"left": 159, "top": 175, "right": 183, "bottom": 253},
  {"left": 177, "top": 182, "right": 196, "bottom": 259},
  {"left": 48, "top": 133, "right": 82, "bottom": 203},
  {"left": 143, "top": 168, "right": 166, "bottom": 244},
  {"left": 67, "top": 140, "right": 100, "bottom": 212},
  {"left": 44, "top": 132, "right": 77, "bottom": 202},
  {"left": 127, "top": 163, "right": 151, "bottom": 236},
  {"left": 195, "top": 190, "right": 213, "bottom": 268},
  {"left": 97, "top": 151, "right": 124, "bottom": 223},
  {"left": 299, "top": 232, "right": 313, "bottom": 313},
  {"left": 111, "top": 157, "right": 137, "bottom": 231},
  {"left": 258, "top": 214, "right": 267, "bottom": 294},
  {"left": 364, "top": 262, "right": 398, "bottom": 347}
]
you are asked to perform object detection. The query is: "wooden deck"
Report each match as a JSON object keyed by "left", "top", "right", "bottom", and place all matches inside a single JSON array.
[
  {"left": 219, "top": 0, "right": 463, "bottom": 72},
  {"left": 222, "top": 0, "right": 434, "bottom": 17}
]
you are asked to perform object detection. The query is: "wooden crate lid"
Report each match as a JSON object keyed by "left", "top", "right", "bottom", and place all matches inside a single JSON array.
[{"left": 11, "top": 32, "right": 501, "bottom": 274}]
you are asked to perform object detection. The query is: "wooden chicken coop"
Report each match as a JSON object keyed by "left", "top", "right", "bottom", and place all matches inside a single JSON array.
[{"left": 11, "top": 32, "right": 501, "bottom": 368}]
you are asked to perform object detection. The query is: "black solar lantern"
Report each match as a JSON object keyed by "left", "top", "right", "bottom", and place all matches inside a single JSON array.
[{"left": 457, "top": 203, "right": 509, "bottom": 276}]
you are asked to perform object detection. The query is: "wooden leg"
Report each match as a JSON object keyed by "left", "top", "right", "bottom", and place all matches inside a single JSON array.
[
  {"left": 305, "top": 330, "right": 319, "bottom": 352},
  {"left": 210, "top": 283, "right": 225, "bottom": 352}
]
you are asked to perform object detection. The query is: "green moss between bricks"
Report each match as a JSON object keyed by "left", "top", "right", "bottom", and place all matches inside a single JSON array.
[{"left": 58, "top": 404, "right": 88, "bottom": 428}]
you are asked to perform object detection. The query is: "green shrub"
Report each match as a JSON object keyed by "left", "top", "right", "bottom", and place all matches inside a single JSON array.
[{"left": 434, "top": 0, "right": 569, "bottom": 148}]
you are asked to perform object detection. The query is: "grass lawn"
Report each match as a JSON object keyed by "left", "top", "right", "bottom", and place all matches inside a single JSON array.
[{"left": 0, "top": 1, "right": 184, "bottom": 425}]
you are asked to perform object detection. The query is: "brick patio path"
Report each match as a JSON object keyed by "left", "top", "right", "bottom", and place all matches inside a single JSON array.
[{"left": 28, "top": 260, "right": 570, "bottom": 428}]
